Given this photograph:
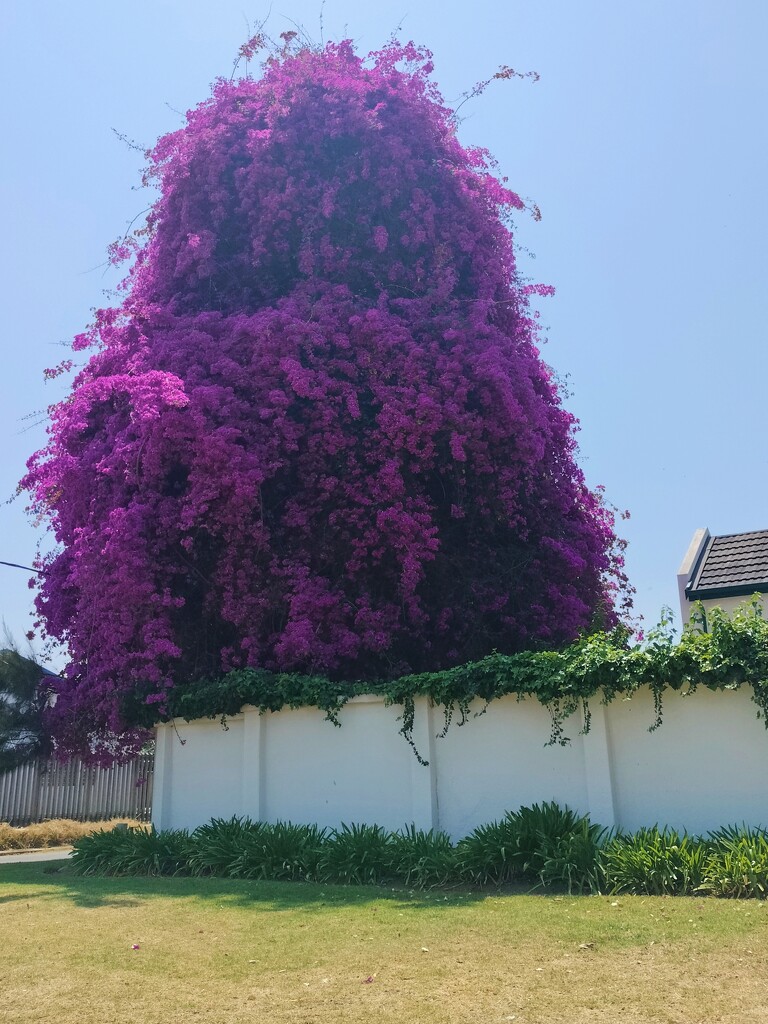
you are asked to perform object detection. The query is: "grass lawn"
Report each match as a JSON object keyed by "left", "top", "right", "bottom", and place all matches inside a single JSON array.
[{"left": 1, "top": 862, "right": 768, "bottom": 1023}]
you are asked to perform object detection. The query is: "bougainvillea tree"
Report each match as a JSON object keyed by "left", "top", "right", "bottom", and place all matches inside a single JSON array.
[{"left": 24, "top": 37, "right": 628, "bottom": 758}]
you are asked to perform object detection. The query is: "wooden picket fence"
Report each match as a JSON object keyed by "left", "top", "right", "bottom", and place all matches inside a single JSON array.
[{"left": 0, "top": 753, "right": 154, "bottom": 826}]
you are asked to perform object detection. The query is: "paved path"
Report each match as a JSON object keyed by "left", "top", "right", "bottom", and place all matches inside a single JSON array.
[{"left": 0, "top": 848, "right": 72, "bottom": 865}]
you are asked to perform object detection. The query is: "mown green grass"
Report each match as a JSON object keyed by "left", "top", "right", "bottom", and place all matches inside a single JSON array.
[{"left": 2, "top": 861, "right": 768, "bottom": 1023}]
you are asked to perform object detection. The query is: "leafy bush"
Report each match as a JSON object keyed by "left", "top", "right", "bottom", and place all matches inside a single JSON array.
[
  {"left": 71, "top": 825, "right": 191, "bottom": 876},
  {"left": 602, "top": 828, "right": 708, "bottom": 895},
  {"left": 188, "top": 817, "right": 328, "bottom": 881},
  {"left": 387, "top": 825, "right": 458, "bottom": 888},
  {"left": 538, "top": 818, "right": 609, "bottom": 894},
  {"left": 64, "top": 805, "right": 768, "bottom": 902},
  {"left": 318, "top": 823, "right": 393, "bottom": 885},
  {"left": 187, "top": 816, "right": 263, "bottom": 877},
  {"left": 0, "top": 647, "right": 53, "bottom": 772},
  {"left": 229, "top": 821, "right": 328, "bottom": 882},
  {"left": 455, "top": 816, "right": 521, "bottom": 886},
  {"left": 707, "top": 823, "right": 768, "bottom": 847},
  {"left": 702, "top": 826, "right": 768, "bottom": 899},
  {"left": 456, "top": 801, "right": 594, "bottom": 886},
  {"left": 508, "top": 801, "right": 590, "bottom": 878}
]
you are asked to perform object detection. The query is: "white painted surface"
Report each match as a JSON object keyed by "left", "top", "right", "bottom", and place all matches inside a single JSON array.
[
  {"left": 606, "top": 686, "right": 768, "bottom": 833},
  {"left": 260, "top": 699, "right": 422, "bottom": 831},
  {"left": 153, "top": 687, "right": 768, "bottom": 837},
  {"left": 160, "top": 717, "right": 245, "bottom": 828},
  {"left": 430, "top": 696, "right": 589, "bottom": 838},
  {"left": 698, "top": 595, "right": 766, "bottom": 620},
  {"left": 677, "top": 526, "right": 709, "bottom": 624},
  {"left": 679, "top": 591, "right": 767, "bottom": 628}
]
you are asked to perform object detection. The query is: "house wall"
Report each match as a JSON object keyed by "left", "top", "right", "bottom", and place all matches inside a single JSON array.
[
  {"left": 152, "top": 687, "right": 768, "bottom": 838},
  {"left": 679, "top": 593, "right": 766, "bottom": 627}
]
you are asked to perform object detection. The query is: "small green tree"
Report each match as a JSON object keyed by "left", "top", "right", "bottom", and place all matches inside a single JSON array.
[{"left": 0, "top": 646, "right": 53, "bottom": 772}]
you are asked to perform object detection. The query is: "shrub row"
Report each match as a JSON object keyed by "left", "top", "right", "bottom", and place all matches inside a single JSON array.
[
  {"left": 0, "top": 818, "right": 142, "bottom": 851},
  {"left": 70, "top": 802, "right": 768, "bottom": 899}
]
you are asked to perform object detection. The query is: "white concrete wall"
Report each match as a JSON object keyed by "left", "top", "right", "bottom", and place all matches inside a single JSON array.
[
  {"left": 153, "top": 687, "right": 768, "bottom": 838},
  {"left": 430, "top": 697, "right": 591, "bottom": 840},
  {"left": 605, "top": 687, "right": 768, "bottom": 833}
]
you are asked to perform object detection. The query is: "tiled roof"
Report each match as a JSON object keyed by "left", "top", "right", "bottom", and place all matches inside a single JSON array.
[{"left": 687, "top": 530, "right": 768, "bottom": 598}]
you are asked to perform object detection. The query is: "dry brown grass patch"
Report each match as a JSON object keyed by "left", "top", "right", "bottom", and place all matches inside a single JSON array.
[{"left": 0, "top": 818, "right": 142, "bottom": 851}]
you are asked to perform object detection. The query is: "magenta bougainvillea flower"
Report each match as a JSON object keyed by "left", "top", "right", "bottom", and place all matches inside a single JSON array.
[{"left": 24, "top": 39, "right": 628, "bottom": 759}]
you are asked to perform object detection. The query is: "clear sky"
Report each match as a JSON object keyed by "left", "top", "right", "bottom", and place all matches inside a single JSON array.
[{"left": 2, "top": 0, "right": 767, "bottom": 667}]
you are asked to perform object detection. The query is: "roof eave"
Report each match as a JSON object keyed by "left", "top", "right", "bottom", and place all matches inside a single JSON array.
[{"left": 686, "top": 583, "right": 768, "bottom": 601}]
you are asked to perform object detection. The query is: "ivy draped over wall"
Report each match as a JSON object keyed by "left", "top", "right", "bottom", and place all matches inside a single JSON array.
[{"left": 136, "top": 603, "right": 768, "bottom": 763}]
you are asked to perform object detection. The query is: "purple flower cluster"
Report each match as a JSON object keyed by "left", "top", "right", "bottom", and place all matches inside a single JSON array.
[{"left": 24, "top": 40, "right": 628, "bottom": 759}]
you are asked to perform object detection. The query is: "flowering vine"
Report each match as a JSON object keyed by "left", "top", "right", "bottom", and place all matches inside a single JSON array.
[{"left": 23, "top": 38, "right": 629, "bottom": 760}]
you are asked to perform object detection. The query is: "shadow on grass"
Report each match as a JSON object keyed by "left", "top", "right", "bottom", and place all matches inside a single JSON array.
[
  {"left": 0, "top": 885, "right": 144, "bottom": 909},
  {"left": 0, "top": 861, "right": 543, "bottom": 911},
  {"left": 0, "top": 889, "right": 55, "bottom": 905}
]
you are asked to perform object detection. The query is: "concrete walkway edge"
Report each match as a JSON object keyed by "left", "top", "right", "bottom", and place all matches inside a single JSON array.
[{"left": 0, "top": 847, "right": 72, "bottom": 864}]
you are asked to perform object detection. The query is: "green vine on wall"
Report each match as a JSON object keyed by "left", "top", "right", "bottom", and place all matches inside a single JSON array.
[{"left": 132, "top": 601, "right": 768, "bottom": 763}]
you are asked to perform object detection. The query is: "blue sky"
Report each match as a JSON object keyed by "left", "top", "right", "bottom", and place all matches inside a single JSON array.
[{"left": 2, "top": 0, "right": 767, "bottom": 666}]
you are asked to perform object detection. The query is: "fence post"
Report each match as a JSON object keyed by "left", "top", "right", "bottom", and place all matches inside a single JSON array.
[{"left": 143, "top": 752, "right": 155, "bottom": 822}]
